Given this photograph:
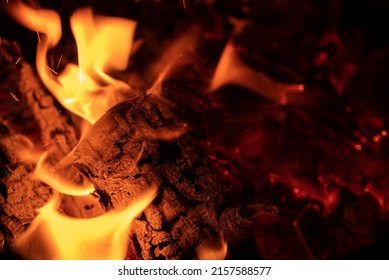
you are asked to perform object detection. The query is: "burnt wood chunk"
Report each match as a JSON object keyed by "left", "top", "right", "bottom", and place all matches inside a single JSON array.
[{"left": 74, "top": 93, "right": 276, "bottom": 259}]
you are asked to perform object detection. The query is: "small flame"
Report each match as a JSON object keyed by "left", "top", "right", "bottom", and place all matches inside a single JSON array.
[
  {"left": 6, "top": 3, "right": 137, "bottom": 124},
  {"left": 195, "top": 236, "right": 228, "bottom": 260},
  {"left": 13, "top": 187, "right": 158, "bottom": 260},
  {"left": 148, "top": 32, "right": 198, "bottom": 97},
  {"left": 209, "top": 43, "right": 304, "bottom": 105}
]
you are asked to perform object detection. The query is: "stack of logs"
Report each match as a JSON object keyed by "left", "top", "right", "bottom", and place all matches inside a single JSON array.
[{"left": 0, "top": 39, "right": 277, "bottom": 259}]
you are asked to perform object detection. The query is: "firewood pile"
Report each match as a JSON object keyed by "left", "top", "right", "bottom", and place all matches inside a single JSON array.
[{"left": 1, "top": 0, "right": 389, "bottom": 259}]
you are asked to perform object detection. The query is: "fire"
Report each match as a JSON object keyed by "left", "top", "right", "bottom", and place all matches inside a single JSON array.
[
  {"left": 5, "top": 1, "right": 230, "bottom": 260},
  {"left": 5, "top": 1, "right": 158, "bottom": 260},
  {"left": 209, "top": 42, "right": 305, "bottom": 105},
  {"left": 13, "top": 187, "right": 157, "bottom": 260},
  {"left": 7, "top": 2, "right": 136, "bottom": 124},
  {"left": 57, "top": 7, "right": 136, "bottom": 123}
]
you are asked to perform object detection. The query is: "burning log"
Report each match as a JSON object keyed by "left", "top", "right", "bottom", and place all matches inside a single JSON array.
[
  {"left": 74, "top": 93, "right": 277, "bottom": 259},
  {"left": 0, "top": 39, "right": 100, "bottom": 248}
]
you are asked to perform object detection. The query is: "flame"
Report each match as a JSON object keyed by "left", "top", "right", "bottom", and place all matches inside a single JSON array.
[
  {"left": 6, "top": 3, "right": 137, "bottom": 124},
  {"left": 195, "top": 236, "right": 228, "bottom": 260},
  {"left": 209, "top": 43, "right": 304, "bottom": 105},
  {"left": 57, "top": 7, "right": 136, "bottom": 123},
  {"left": 13, "top": 187, "right": 157, "bottom": 260}
]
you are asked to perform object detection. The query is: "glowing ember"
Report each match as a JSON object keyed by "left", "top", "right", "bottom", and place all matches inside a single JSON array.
[
  {"left": 196, "top": 237, "right": 228, "bottom": 260},
  {"left": 209, "top": 42, "right": 304, "bottom": 105}
]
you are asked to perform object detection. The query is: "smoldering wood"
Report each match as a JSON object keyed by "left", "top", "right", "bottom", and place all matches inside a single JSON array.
[
  {"left": 0, "top": 39, "right": 99, "bottom": 246},
  {"left": 74, "top": 93, "right": 277, "bottom": 259},
  {"left": 0, "top": 39, "right": 78, "bottom": 159},
  {"left": 0, "top": 120, "right": 52, "bottom": 240}
]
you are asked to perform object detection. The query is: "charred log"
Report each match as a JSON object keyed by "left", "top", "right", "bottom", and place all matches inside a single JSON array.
[{"left": 74, "top": 93, "right": 277, "bottom": 259}]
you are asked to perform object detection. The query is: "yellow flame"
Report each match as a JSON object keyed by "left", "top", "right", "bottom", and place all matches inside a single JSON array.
[
  {"left": 7, "top": 3, "right": 137, "bottom": 124},
  {"left": 13, "top": 187, "right": 158, "bottom": 260},
  {"left": 209, "top": 43, "right": 304, "bottom": 105}
]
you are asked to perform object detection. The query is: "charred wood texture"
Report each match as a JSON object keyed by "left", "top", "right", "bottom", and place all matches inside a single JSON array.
[
  {"left": 0, "top": 39, "right": 80, "bottom": 246},
  {"left": 74, "top": 93, "right": 277, "bottom": 259}
]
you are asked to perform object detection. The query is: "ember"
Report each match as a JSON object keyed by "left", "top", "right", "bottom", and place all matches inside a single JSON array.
[{"left": 1, "top": 0, "right": 389, "bottom": 260}]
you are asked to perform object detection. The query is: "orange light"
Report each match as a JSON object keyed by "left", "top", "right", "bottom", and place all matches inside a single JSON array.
[
  {"left": 7, "top": 3, "right": 137, "bottom": 124},
  {"left": 13, "top": 187, "right": 157, "bottom": 260},
  {"left": 195, "top": 236, "right": 228, "bottom": 260},
  {"left": 209, "top": 42, "right": 304, "bottom": 105}
]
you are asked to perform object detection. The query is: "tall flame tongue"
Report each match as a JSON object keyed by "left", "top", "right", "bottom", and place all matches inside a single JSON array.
[{"left": 7, "top": 2, "right": 136, "bottom": 124}]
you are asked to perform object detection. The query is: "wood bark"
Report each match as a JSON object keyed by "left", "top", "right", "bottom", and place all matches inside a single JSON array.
[{"left": 74, "top": 93, "right": 277, "bottom": 259}]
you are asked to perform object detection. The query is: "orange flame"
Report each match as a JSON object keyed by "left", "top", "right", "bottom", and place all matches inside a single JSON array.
[
  {"left": 13, "top": 187, "right": 157, "bottom": 260},
  {"left": 148, "top": 32, "right": 198, "bottom": 97},
  {"left": 209, "top": 43, "right": 304, "bottom": 105},
  {"left": 7, "top": 3, "right": 136, "bottom": 124}
]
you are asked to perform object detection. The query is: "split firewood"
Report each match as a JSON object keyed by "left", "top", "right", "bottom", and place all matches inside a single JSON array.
[{"left": 74, "top": 93, "right": 277, "bottom": 259}]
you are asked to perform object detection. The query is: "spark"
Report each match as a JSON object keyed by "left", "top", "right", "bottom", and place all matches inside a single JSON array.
[
  {"left": 15, "top": 57, "right": 21, "bottom": 65},
  {"left": 47, "top": 66, "right": 58, "bottom": 75},
  {"left": 9, "top": 92, "right": 20, "bottom": 101},
  {"left": 56, "top": 54, "right": 63, "bottom": 69},
  {"left": 7, "top": 168, "right": 15, "bottom": 175},
  {"left": 36, "top": 31, "right": 41, "bottom": 43},
  {"left": 42, "top": 137, "right": 59, "bottom": 148},
  {"left": 6, "top": 168, "right": 16, "bottom": 179},
  {"left": 134, "top": 142, "right": 147, "bottom": 165},
  {"left": 182, "top": 0, "right": 186, "bottom": 9}
]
